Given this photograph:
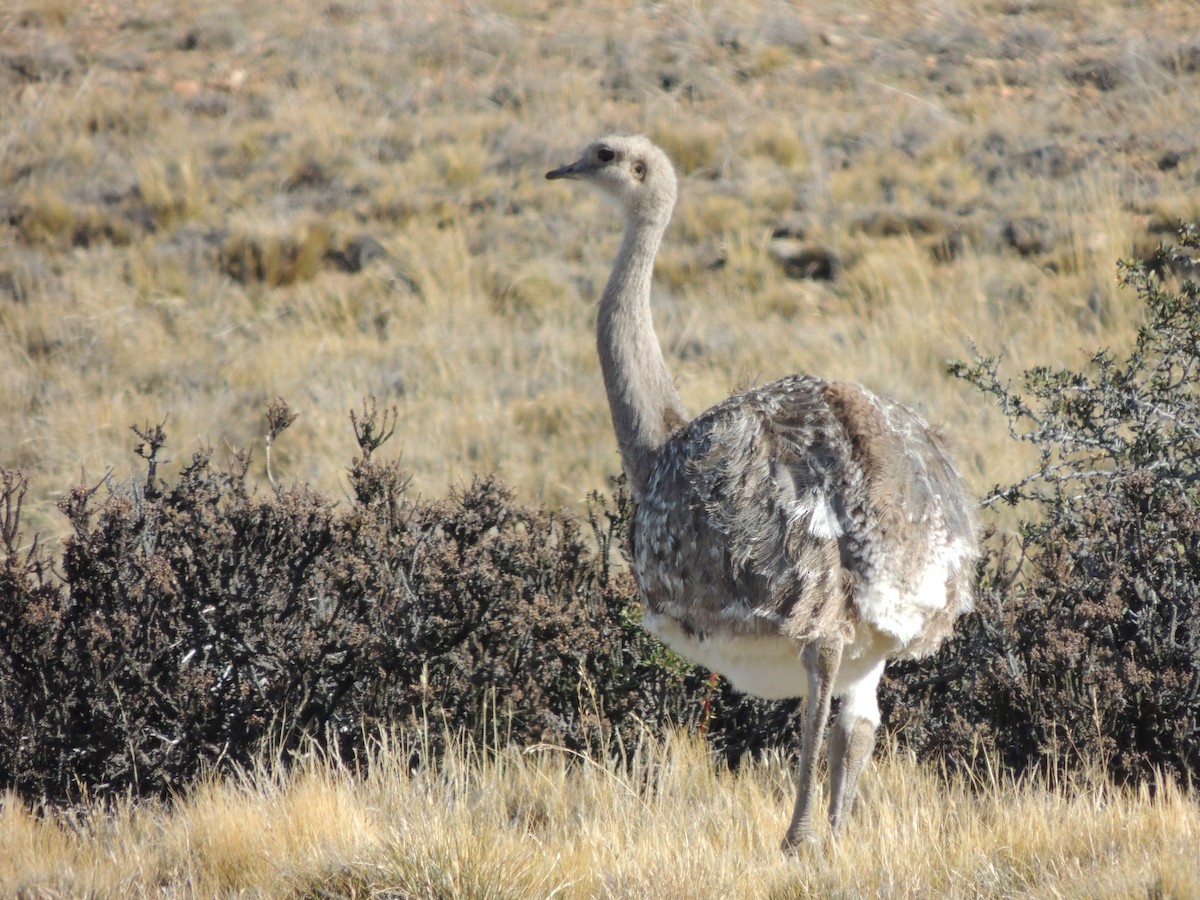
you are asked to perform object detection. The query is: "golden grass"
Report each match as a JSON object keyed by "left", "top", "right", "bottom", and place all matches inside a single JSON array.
[{"left": 1, "top": 728, "right": 1196, "bottom": 897}]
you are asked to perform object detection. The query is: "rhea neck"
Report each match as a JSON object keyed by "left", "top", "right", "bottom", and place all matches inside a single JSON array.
[{"left": 596, "top": 206, "right": 688, "bottom": 500}]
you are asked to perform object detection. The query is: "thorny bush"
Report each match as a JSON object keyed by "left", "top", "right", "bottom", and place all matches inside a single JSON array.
[
  {"left": 881, "top": 223, "right": 1200, "bottom": 784},
  {"left": 0, "top": 401, "right": 794, "bottom": 803}
]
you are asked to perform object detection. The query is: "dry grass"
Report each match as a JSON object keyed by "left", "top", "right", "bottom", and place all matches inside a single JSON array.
[
  {"left": 3, "top": 0, "right": 1200, "bottom": 891},
  {"left": 1, "top": 727, "right": 1196, "bottom": 898},
  {"left": 2, "top": 0, "right": 1198, "bottom": 541}
]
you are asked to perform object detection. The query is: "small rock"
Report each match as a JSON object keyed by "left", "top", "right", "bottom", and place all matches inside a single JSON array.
[
  {"left": 762, "top": 12, "right": 811, "bottom": 52},
  {"left": 999, "top": 25, "right": 1058, "bottom": 60},
  {"left": 768, "top": 239, "right": 841, "bottom": 281},
  {"left": 1158, "top": 148, "right": 1193, "bottom": 171}
]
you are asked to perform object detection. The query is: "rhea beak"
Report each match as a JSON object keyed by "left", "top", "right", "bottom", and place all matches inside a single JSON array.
[{"left": 545, "top": 158, "right": 588, "bottom": 180}]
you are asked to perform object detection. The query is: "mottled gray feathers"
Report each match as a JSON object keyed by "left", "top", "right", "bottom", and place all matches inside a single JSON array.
[{"left": 633, "top": 375, "right": 977, "bottom": 659}]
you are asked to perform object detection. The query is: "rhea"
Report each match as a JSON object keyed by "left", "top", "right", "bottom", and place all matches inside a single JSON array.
[{"left": 547, "top": 135, "right": 978, "bottom": 850}]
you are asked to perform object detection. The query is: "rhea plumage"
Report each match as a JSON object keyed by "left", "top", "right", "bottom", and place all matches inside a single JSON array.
[{"left": 546, "top": 134, "right": 978, "bottom": 850}]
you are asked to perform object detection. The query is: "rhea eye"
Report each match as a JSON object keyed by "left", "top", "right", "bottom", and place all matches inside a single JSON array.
[
  {"left": 632, "top": 161, "right": 647, "bottom": 180},
  {"left": 597, "top": 146, "right": 616, "bottom": 163}
]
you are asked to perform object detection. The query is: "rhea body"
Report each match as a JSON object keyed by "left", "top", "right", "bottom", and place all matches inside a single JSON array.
[{"left": 546, "top": 135, "right": 978, "bottom": 849}]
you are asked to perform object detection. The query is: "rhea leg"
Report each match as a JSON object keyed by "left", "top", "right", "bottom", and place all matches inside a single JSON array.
[
  {"left": 827, "top": 659, "right": 885, "bottom": 831},
  {"left": 782, "top": 638, "right": 842, "bottom": 851}
]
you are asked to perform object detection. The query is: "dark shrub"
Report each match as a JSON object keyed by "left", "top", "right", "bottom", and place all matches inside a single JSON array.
[
  {"left": 882, "top": 223, "right": 1200, "bottom": 784},
  {"left": 0, "top": 392, "right": 819, "bottom": 803},
  {"left": 2, "top": 399, "right": 779, "bottom": 802},
  {"left": 0, "top": 471, "right": 69, "bottom": 795}
]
